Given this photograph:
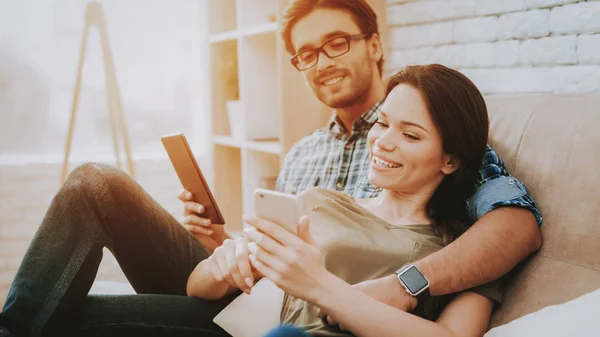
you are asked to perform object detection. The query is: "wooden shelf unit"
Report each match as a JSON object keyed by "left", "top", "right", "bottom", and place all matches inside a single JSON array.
[{"left": 205, "top": 0, "right": 387, "bottom": 232}]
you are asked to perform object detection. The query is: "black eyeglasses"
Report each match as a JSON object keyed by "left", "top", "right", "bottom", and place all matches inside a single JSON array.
[{"left": 290, "top": 33, "right": 369, "bottom": 71}]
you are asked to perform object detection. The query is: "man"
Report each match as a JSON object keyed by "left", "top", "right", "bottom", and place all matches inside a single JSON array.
[
  {"left": 1, "top": 2, "right": 540, "bottom": 337},
  {"left": 183, "top": 0, "right": 542, "bottom": 328}
]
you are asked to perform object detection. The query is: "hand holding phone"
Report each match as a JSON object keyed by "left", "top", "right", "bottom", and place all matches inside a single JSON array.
[
  {"left": 253, "top": 189, "right": 299, "bottom": 235},
  {"left": 178, "top": 188, "right": 217, "bottom": 235},
  {"left": 162, "top": 133, "right": 225, "bottom": 225},
  {"left": 163, "top": 133, "right": 228, "bottom": 252}
]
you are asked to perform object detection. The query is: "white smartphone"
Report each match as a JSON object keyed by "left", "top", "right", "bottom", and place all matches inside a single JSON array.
[{"left": 253, "top": 189, "right": 299, "bottom": 235}]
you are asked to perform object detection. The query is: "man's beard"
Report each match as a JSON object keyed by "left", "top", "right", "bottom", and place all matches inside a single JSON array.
[{"left": 314, "top": 68, "right": 373, "bottom": 109}]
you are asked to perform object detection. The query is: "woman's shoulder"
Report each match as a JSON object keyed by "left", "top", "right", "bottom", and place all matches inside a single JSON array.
[
  {"left": 295, "top": 187, "right": 353, "bottom": 213},
  {"left": 297, "top": 187, "right": 350, "bottom": 204}
]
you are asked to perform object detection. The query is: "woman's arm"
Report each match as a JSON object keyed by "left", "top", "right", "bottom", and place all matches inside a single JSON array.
[
  {"left": 316, "top": 272, "right": 492, "bottom": 337},
  {"left": 244, "top": 215, "right": 492, "bottom": 337}
]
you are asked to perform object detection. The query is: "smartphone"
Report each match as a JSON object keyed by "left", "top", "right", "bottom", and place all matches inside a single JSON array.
[
  {"left": 254, "top": 189, "right": 298, "bottom": 235},
  {"left": 161, "top": 133, "right": 225, "bottom": 225}
]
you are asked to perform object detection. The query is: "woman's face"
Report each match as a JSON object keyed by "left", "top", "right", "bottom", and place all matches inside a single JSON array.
[{"left": 367, "top": 84, "right": 457, "bottom": 193}]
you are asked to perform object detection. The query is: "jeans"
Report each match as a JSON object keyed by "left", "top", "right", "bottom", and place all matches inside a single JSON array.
[
  {"left": 263, "top": 325, "right": 309, "bottom": 337},
  {"left": 0, "top": 163, "right": 232, "bottom": 337}
]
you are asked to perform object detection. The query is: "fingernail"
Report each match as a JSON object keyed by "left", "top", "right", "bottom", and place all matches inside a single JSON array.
[
  {"left": 186, "top": 192, "right": 192, "bottom": 199},
  {"left": 207, "top": 230, "right": 213, "bottom": 235},
  {"left": 247, "top": 242, "right": 258, "bottom": 253},
  {"left": 245, "top": 278, "right": 253, "bottom": 287}
]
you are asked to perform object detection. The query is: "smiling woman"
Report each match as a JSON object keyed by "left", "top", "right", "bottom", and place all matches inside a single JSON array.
[
  {"left": 370, "top": 64, "right": 490, "bottom": 242},
  {"left": 245, "top": 65, "right": 492, "bottom": 337}
]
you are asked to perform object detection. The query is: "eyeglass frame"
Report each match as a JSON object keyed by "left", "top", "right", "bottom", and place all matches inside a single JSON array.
[{"left": 290, "top": 33, "right": 370, "bottom": 71}]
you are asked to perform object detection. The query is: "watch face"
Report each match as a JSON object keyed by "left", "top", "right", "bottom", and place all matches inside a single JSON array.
[{"left": 400, "top": 266, "right": 429, "bottom": 294}]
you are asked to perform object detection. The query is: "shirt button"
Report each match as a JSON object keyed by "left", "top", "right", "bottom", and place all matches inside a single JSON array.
[
  {"left": 291, "top": 188, "right": 297, "bottom": 194},
  {"left": 336, "top": 182, "right": 344, "bottom": 190},
  {"left": 508, "top": 178, "right": 515, "bottom": 185}
]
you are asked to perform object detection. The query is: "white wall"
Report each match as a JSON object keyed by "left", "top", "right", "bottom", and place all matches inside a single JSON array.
[
  {"left": 386, "top": 0, "right": 600, "bottom": 94},
  {"left": 0, "top": 0, "right": 209, "bottom": 160}
]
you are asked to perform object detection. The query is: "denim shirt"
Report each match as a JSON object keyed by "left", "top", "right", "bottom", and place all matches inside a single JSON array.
[{"left": 469, "top": 145, "right": 542, "bottom": 225}]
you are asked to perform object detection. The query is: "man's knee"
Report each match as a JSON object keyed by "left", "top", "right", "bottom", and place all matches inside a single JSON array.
[{"left": 63, "top": 162, "right": 129, "bottom": 195}]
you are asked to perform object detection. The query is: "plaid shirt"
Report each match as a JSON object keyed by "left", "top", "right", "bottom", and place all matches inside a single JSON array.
[{"left": 276, "top": 100, "right": 542, "bottom": 225}]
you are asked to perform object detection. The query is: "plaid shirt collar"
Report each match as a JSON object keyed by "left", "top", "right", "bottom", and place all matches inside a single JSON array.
[{"left": 328, "top": 101, "right": 382, "bottom": 135}]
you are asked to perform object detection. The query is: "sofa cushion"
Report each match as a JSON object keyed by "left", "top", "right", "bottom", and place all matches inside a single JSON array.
[
  {"left": 484, "top": 288, "right": 600, "bottom": 337},
  {"left": 484, "top": 94, "right": 600, "bottom": 328}
]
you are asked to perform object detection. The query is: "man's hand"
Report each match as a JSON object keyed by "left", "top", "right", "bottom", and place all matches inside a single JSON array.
[
  {"left": 178, "top": 189, "right": 230, "bottom": 252},
  {"left": 318, "top": 274, "right": 417, "bottom": 328}
]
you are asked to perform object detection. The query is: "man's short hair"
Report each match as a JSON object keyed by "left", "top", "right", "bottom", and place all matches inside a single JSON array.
[{"left": 281, "top": 0, "right": 384, "bottom": 76}]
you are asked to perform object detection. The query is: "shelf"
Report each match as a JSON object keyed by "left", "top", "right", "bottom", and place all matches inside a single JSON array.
[
  {"left": 212, "top": 136, "right": 281, "bottom": 155},
  {"left": 213, "top": 135, "right": 243, "bottom": 149},
  {"left": 209, "top": 22, "right": 277, "bottom": 44},
  {"left": 209, "top": 30, "right": 238, "bottom": 44},
  {"left": 241, "top": 22, "right": 277, "bottom": 37},
  {"left": 207, "top": 0, "right": 388, "bottom": 234},
  {"left": 245, "top": 139, "right": 281, "bottom": 154}
]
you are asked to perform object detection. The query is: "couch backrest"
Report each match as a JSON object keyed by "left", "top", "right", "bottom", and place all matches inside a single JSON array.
[{"left": 485, "top": 94, "right": 600, "bottom": 328}]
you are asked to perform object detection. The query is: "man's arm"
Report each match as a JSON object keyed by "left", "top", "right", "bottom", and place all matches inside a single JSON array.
[
  {"left": 327, "top": 206, "right": 541, "bottom": 321},
  {"left": 415, "top": 207, "right": 541, "bottom": 296},
  {"left": 417, "top": 145, "right": 542, "bottom": 296}
]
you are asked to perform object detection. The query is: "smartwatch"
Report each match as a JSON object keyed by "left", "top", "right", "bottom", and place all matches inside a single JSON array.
[{"left": 395, "top": 265, "right": 430, "bottom": 300}]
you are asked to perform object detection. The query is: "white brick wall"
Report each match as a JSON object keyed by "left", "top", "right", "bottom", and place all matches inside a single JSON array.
[
  {"left": 549, "top": 2, "right": 600, "bottom": 35},
  {"left": 578, "top": 34, "right": 600, "bottom": 63},
  {"left": 519, "top": 35, "right": 577, "bottom": 65},
  {"left": 477, "top": 0, "right": 528, "bottom": 16},
  {"left": 453, "top": 17, "right": 500, "bottom": 43},
  {"left": 390, "top": 22, "right": 454, "bottom": 49},
  {"left": 387, "top": 0, "right": 600, "bottom": 94},
  {"left": 498, "top": 9, "right": 550, "bottom": 40}
]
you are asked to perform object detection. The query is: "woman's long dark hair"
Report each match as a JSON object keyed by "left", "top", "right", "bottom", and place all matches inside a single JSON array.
[{"left": 385, "top": 64, "right": 489, "bottom": 243}]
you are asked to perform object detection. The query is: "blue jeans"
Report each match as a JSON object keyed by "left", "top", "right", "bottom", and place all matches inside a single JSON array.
[
  {"left": 263, "top": 325, "right": 309, "bottom": 337},
  {"left": 0, "top": 163, "right": 232, "bottom": 337}
]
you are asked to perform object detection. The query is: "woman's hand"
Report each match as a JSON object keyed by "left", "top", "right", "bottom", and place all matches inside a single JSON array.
[
  {"left": 243, "top": 215, "right": 333, "bottom": 303},
  {"left": 204, "top": 237, "right": 258, "bottom": 294}
]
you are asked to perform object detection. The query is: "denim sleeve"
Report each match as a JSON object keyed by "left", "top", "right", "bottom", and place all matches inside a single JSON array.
[{"left": 468, "top": 175, "right": 543, "bottom": 225}]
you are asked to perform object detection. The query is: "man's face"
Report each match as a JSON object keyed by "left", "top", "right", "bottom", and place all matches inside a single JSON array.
[{"left": 290, "top": 9, "right": 375, "bottom": 109}]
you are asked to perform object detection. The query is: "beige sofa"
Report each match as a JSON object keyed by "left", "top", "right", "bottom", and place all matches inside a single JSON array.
[{"left": 484, "top": 94, "right": 600, "bottom": 329}]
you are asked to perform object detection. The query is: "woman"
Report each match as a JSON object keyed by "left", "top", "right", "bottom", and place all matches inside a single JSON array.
[{"left": 187, "top": 64, "right": 492, "bottom": 337}]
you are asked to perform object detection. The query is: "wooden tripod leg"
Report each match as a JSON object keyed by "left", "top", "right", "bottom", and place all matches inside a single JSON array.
[
  {"left": 61, "top": 23, "right": 91, "bottom": 184},
  {"left": 99, "top": 13, "right": 135, "bottom": 178},
  {"left": 102, "top": 56, "right": 123, "bottom": 170},
  {"left": 111, "top": 75, "right": 136, "bottom": 178},
  {"left": 62, "top": 1, "right": 135, "bottom": 182}
]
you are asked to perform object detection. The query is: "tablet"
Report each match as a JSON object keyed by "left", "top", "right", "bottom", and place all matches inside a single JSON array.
[{"left": 161, "top": 133, "right": 225, "bottom": 225}]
